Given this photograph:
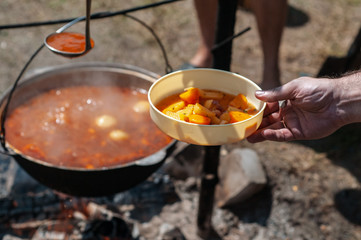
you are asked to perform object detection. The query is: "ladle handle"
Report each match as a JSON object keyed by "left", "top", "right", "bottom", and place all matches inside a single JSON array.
[
  {"left": 55, "top": 0, "right": 91, "bottom": 34},
  {"left": 85, "top": 0, "right": 92, "bottom": 51},
  {"left": 56, "top": 16, "right": 85, "bottom": 33},
  {"left": 0, "top": 44, "right": 45, "bottom": 155}
]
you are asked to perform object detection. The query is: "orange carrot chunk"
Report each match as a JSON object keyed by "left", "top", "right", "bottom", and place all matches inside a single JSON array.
[
  {"left": 179, "top": 88, "right": 200, "bottom": 104},
  {"left": 229, "top": 111, "right": 251, "bottom": 123},
  {"left": 189, "top": 114, "right": 211, "bottom": 125},
  {"left": 229, "top": 93, "right": 248, "bottom": 110},
  {"left": 22, "top": 144, "right": 45, "bottom": 159}
]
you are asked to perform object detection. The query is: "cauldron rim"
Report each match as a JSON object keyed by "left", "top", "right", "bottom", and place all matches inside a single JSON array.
[
  {"left": 7, "top": 140, "right": 176, "bottom": 172},
  {"left": 0, "top": 62, "right": 176, "bottom": 196}
]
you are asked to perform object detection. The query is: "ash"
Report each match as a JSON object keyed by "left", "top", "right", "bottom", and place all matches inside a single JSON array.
[
  {"left": 1, "top": 136, "right": 361, "bottom": 240},
  {"left": 0, "top": 144, "right": 268, "bottom": 240}
]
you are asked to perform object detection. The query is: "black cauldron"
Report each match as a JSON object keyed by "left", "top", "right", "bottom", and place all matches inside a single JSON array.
[{"left": 0, "top": 62, "right": 176, "bottom": 197}]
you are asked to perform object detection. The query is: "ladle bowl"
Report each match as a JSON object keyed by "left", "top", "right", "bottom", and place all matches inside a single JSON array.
[
  {"left": 45, "top": 32, "right": 94, "bottom": 58},
  {"left": 44, "top": 0, "right": 93, "bottom": 58}
]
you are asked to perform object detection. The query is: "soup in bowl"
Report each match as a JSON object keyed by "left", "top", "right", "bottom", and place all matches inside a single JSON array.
[{"left": 148, "top": 69, "right": 266, "bottom": 146}]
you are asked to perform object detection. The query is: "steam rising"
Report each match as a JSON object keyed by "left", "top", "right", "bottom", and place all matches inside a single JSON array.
[{"left": 4, "top": 74, "right": 172, "bottom": 169}]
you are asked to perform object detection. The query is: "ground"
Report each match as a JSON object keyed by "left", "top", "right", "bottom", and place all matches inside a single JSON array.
[{"left": 0, "top": 0, "right": 361, "bottom": 239}]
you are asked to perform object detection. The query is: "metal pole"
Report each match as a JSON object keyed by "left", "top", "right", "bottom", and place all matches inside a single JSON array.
[
  {"left": 196, "top": 0, "right": 237, "bottom": 238},
  {"left": 213, "top": 0, "right": 238, "bottom": 71},
  {"left": 197, "top": 146, "right": 221, "bottom": 238}
]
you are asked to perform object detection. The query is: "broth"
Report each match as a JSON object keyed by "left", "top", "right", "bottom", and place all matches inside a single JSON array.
[
  {"left": 5, "top": 86, "right": 172, "bottom": 169},
  {"left": 156, "top": 88, "right": 258, "bottom": 125},
  {"left": 46, "top": 32, "right": 95, "bottom": 53}
]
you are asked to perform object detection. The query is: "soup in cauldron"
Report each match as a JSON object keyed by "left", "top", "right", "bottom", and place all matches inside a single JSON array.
[{"left": 4, "top": 85, "right": 172, "bottom": 169}]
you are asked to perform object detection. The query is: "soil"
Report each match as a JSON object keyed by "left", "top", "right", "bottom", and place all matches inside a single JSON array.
[{"left": 1, "top": 0, "right": 361, "bottom": 239}]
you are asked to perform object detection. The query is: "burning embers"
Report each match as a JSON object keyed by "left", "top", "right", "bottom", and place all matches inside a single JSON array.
[
  {"left": 1, "top": 188, "right": 133, "bottom": 239},
  {"left": 30, "top": 201, "right": 133, "bottom": 240},
  {"left": 0, "top": 156, "right": 178, "bottom": 239}
]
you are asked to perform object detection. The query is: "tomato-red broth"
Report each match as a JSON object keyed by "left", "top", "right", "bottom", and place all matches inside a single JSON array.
[
  {"left": 46, "top": 32, "right": 95, "bottom": 53},
  {"left": 5, "top": 86, "right": 172, "bottom": 169}
]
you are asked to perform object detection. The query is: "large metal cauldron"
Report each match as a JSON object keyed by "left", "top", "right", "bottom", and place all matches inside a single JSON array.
[{"left": 0, "top": 62, "right": 176, "bottom": 197}]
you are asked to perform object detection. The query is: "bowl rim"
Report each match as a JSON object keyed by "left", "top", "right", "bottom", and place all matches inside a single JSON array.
[{"left": 148, "top": 68, "right": 266, "bottom": 128}]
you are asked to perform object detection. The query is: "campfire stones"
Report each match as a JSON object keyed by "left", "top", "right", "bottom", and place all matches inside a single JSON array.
[
  {"left": 1, "top": 138, "right": 267, "bottom": 239},
  {"left": 159, "top": 223, "right": 186, "bottom": 240},
  {"left": 164, "top": 142, "right": 268, "bottom": 209},
  {"left": 216, "top": 148, "right": 267, "bottom": 208},
  {"left": 0, "top": 156, "right": 14, "bottom": 197}
]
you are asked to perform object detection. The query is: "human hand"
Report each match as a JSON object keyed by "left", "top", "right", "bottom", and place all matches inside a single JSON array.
[{"left": 247, "top": 77, "right": 346, "bottom": 142}]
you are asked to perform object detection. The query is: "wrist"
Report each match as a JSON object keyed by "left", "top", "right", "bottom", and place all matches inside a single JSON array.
[{"left": 335, "top": 71, "right": 361, "bottom": 126}]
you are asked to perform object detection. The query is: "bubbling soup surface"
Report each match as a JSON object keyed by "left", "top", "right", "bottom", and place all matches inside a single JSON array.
[{"left": 5, "top": 85, "right": 172, "bottom": 169}]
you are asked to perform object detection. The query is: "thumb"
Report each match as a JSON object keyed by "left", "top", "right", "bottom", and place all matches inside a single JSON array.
[{"left": 255, "top": 81, "right": 298, "bottom": 102}]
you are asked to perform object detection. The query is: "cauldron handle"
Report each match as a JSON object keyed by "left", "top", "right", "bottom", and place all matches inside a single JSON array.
[
  {"left": 0, "top": 12, "right": 174, "bottom": 155},
  {"left": 135, "top": 140, "right": 178, "bottom": 166},
  {"left": 123, "top": 14, "right": 173, "bottom": 74},
  {"left": 0, "top": 44, "right": 45, "bottom": 153},
  {"left": 0, "top": 150, "right": 15, "bottom": 157}
]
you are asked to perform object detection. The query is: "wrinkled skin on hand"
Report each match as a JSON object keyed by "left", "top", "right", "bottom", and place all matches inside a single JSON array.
[{"left": 247, "top": 77, "right": 346, "bottom": 142}]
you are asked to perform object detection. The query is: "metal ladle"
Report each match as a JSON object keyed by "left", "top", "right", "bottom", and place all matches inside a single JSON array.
[{"left": 44, "top": 0, "right": 93, "bottom": 58}]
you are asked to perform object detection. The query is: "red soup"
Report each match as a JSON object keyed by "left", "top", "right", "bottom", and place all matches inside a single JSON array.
[
  {"left": 46, "top": 32, "right": 95, "bottom": 53},
  {"left": 4, "top": 86, "right": 172, "bottom": 169}
]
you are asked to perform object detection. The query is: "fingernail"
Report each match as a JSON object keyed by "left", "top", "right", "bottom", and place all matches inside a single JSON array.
[{"left": 255, "top": 90, "right": 265, "bottom": 96}]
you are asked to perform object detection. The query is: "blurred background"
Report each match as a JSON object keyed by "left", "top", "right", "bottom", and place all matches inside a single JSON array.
[
  {"left": 0, "top": 0, "right": 360, "bottom": 89},
  {"left": 1, "top": 0, "right": 361, "bottom": 239}
]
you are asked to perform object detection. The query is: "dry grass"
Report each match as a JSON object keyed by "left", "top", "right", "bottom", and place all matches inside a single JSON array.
[
  {"left": 1, "top": 1, "right": 361, "bottom": 239},
  {"left": 0, "top": 0, "right": 360, "bottom": 89}
]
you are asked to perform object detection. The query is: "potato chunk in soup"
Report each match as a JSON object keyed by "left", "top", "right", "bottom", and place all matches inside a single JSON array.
[
  {"left": 95, "top": 114, "right": 117, "bottom": 128},
  {"left": 133, "top": 100, "right": 150, "bottom": 113},
  {"left": 109, "top": 129, "right": 129, "bottom": 141}
]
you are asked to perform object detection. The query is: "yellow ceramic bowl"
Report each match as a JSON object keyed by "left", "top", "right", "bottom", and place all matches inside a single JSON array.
[{"left": 148, "top": 69, "right": 266, "bottom": 146}]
